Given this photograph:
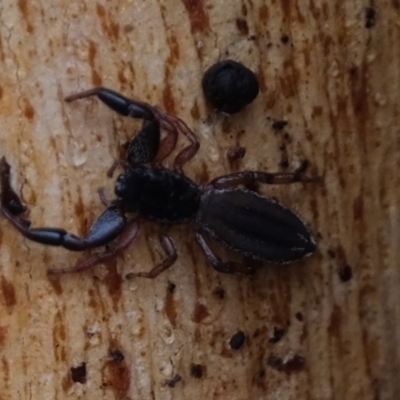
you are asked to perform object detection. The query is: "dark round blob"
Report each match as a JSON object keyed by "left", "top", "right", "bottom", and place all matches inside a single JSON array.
[
  {"left": 202, "top": 60, "right": 259, "bottom": 114},
  {"left": 338, "top": 265, "right": 353, "bottom": 282},
  {"left": 190, "top": 363, "right": 204, "bottom": 378},
  {"left": 229, "top": 330, "right": 246, "bottom": 349},
  {"left": 70, "top": 363, "right": 87, "bottom": 384}
]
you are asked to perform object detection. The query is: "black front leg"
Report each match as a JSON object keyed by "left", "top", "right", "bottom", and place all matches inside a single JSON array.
[
  {"left": 65, "top": 87, "right": 155, "bottom": 120},
  {"left": 2, "top": 205, "right": 127, "bottom": 251},
  {"left": 1, "top": 158, "right": 127, "bottom": 251},
  {"left": 65, "top": 87, "right": 200, "bottom": 171},
  {"left": 48, "top": 218, "right": 140, "bottom": 274}
]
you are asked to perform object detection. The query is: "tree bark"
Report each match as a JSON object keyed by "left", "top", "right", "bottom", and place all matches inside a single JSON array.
[{"left": 0, "top": 0, "right": 399, "bottom": 399}]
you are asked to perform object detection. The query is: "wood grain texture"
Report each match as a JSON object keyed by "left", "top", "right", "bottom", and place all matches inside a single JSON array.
[{"left": 0, "top": 0, "right": 399, "bottom": 399}]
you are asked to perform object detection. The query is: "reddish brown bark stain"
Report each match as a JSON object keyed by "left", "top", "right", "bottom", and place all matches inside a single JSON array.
[
  {"left": 182, "top": 0, "right": 210, "bottom": 33},
  {"left": 119, "top": 62, "right": 136, "bottom": 86},
  {"left": 96, "top": 4, "right": 120, "bottom": 40},
  {"left": 280, "top": 60, "right": 299, "bottom": 98},
  {"left": 88, "top": 288, "right": 98, "bottom": 309},
  {"left": 88, "top": 40, "right": 102, "bottom": 87},
  {"left": 295, "top": 2, "right": 306, "bottom": 23},
  {"left": 328, "top": 304, "right": 342, "bottom": 339},
  {"left": 2, "top": 357, "right": 9, "bottom": 390},
  {"left": 48, "top": 276, "right": 63, "bottom": 295},
  {"left": 169, "top": 34, "right": 180, "bottom": 66},
  {"left": 220, "top": 345, "right": 233, "bottom": 358},
  {"left": 88, "top": 40, "right": 97, "bottom": 65},
  {"left": 18, "top": 0, "right": 34, "bottom": 33},
  {"left": 162, "top": 32, "right": 181, "bottom": 114},
  {"left": 96, "top": 3, "right": 105, "bottom": 17},
  {"left": 264, "top": 92, "right": 277, "bottom": 109},
  {"left": 53, "top": 311, "right": 67, "bottom": 363},
  {"left": 62, "top": 372, "right": 73, "bottom": 393},
  {"left": 353, "top": 194, "right": 364, "bottom": 220},
  {"left": 0, "top": 85, "right": 3, "bottom": 100},
  {"left": 312, "top": 106, "right": 323, "bottom": 119},
  {"left": 109, "top": 21, "right": 120, "bottom": 39},
  {"left": 163, "top": 84, "right": 176, "bottom": 115},
  {"left": 117, "top": 69, "right": 127, "bottom": 85},
  {"left": 22, "top": 98, "right": 35, "bottom": 120},
  {"left": 0, "top": 36, "right": 4, "bottom": 62},
  {"left": 265, "top": 273, "right": 292, "bottom": 327},
  {"left": 0, "top": 325, "right": 8, "bottom": 347},
  {"left": 193, "top": 302, "right": 209, "bottom": 323},
  {"left": 236, "top": 18, "right": 249, "bottom": 35},
  {"left": 281, "top": 0, "right": 291, "bottom": 20},
  {"left": 317, "top": 32, "right": 333, "bottom": 57},
  {"left": 309, "top": 0, "right": 321, "bottom": 19},
  {"left": 103, "top": 261, "right": 122, "bottom": 311},
  {"left": 190, "top": 101, "right": 200, "bottom": 120},
  {"left": 102, "top": 342, "right": 131, "bottom": 400},
  {"left": 103, "top": 363, "right": 131, "bottom": 400},
  {"left": 1, "top": 276, "right": 16, "bottom": 307},
  {"left": 195, "top": 161, "right": 210, "bottom": 184},
  {"left": 92, "top": 69, "right": 103, "bottom": 87},
  {"left": 74, "top": 193, "right": 87, "bottom": 236},
  {"left": 252, "top": 362, "right": 267, "bottom": 391},
  {"left": 259, "top": 4, "right": 269, "bottom": 23}
]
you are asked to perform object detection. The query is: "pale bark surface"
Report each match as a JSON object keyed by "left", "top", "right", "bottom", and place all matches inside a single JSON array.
[{"left": 0, "top": 1, "right": 399, "bottom": 399}]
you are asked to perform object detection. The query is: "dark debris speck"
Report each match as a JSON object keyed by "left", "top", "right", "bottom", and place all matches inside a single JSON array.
[
  {"left": 166, "top": 374, "right": 182, "bottom": 388},
  {"left": 167, "top": 282, "right": 176, "bottom": 293},
  {"left": 212, "top": 287, "right": 225, "bottom": 299},
  {"left": 280, "top": 158, "right": 289, "bottom": 169},
  {"left": 229, "top": 330, "right": 246, "bottom": 349},
  {"left": 272, "top": 120, "right": 288, "bottom": 130},
  {"left": 269, "top": 327, "right": 285, "bottom": 343},
  {"left": 236, "top": 18, "right": 249, "bottom": 35},
  {"left": 339, "top": 265, "right": 353, "bottom": 282},
  {"left": 109, "top": 349, "right": 125, "bottom": 363},
  {"left": 327, "top": 248, "right": 336, "bottom": 258},
  {"left": 365, "top": 8, "right": 376, "bottom": 28},
  {"left": 190, "top": 363, "right": 204, "bottom": 379},
  {"left": 71, "top": 362, "right": 87, "bottom": 384},
  {"left": 295, "top": 312, "right": 304, "bottom": 322},
  {"left": 281, "top": 34, "right": 289, "bottom": 44},
  {"left": 227, "top": 146, "right": 246, "bottom": 161},
  {"left": 267, "top": 355, "right": 282, "bottom": 369},
  {"left": 267, "top": 354, "right": 306, "bottom": 374}
]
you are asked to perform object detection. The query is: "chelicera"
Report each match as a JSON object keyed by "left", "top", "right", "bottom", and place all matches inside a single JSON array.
[{"left": 0, "top": 87, "right": 316, "bottom": 278}]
